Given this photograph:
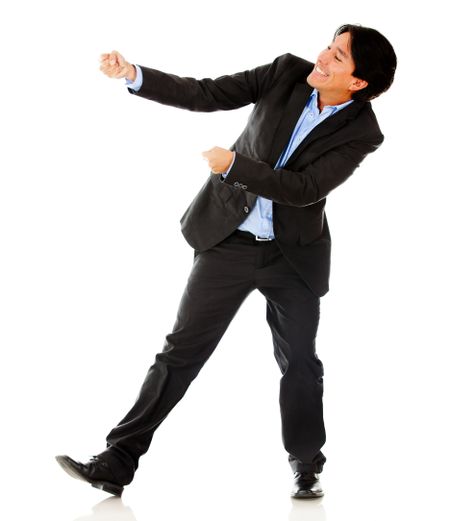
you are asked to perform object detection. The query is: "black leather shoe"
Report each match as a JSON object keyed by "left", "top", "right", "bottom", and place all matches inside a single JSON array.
[
  {"left": 55, "top": 455, "right": 125, "bottom": 496},
  {"left": 291, "top": 472, "right": 324, "bottom": 499}
]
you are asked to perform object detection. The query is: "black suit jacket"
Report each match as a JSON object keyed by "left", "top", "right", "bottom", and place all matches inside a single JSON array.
[{"left": 129, "top": 53, "right": 384, "bottom": 296}]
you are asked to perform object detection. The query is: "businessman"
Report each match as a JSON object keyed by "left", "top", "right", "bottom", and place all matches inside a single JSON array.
[{"left": 56, "top": 24, "right": 396, "bottom": 499}]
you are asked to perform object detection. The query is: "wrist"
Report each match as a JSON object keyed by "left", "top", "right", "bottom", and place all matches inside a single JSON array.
[
  {"left": 226, "top": 151, "right": 235, "bottom": 171},
  {"left": 126, "top": 64, "right": 136, "bottom": 82}
]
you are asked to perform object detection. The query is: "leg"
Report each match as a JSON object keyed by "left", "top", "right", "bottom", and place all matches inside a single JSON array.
[
  {"left": 257, "top": 251, "right": 326, "bottom": 474},
  {"left": 101, "top": 235, "right": 255, "bottom": 481}
]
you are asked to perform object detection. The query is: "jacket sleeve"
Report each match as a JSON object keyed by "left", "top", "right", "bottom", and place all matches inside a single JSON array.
[
  {"left": 222, "top": 137, "right": 384, "bottom": 207},
  {"left": 127, "top": 54, "right": 295, "bottom": 112}
]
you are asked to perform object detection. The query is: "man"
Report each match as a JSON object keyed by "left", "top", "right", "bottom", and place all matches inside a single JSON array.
[{"left": 56, "top": 24, "right": 396, "bottom": 499}]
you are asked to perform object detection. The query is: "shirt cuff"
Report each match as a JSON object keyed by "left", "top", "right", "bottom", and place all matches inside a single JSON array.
[{"left": 125, "top": 64, "right": 143, "bottom": 91}]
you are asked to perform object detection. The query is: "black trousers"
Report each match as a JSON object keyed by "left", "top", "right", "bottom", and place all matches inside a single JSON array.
[{"left": 100, "top": 230, "right": 326, "bottom": 483}]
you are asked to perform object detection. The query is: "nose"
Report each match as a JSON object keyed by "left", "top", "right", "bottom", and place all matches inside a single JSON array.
[{"left": 318, "top": 48, "right": 331, "bottom": 65}]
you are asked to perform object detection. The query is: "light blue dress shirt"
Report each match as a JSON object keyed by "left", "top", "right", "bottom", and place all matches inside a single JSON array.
[
  {"left": 126, "top": 65, "right": 352, "bottom": 239},
  {"left": 235, "top": 89, "right": 352, "bottom": 239}
]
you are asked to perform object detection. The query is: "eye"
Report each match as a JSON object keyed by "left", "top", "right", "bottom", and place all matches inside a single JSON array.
[{"left": 327, "top": 45, "right": 342, "bottom": 61}]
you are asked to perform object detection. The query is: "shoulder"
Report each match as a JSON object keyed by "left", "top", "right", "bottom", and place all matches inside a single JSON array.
[
  {"left": 357, "top": 102, "right": 384, "bottom": 144},
  {"left": 269, "top": 53, "right": 314, "bottom": 81}
]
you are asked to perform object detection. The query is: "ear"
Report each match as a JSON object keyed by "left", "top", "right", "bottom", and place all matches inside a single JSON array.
[{"left": 349, "top": 77, "right": 368, "bottom": 92}]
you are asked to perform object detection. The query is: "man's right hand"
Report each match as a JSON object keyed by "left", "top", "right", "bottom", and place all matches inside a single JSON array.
[{"left": 99, "top": 51, "right": 136, "bottom": 82}]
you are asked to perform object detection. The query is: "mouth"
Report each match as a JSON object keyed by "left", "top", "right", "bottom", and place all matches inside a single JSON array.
[{"left": 314, "top": 64, "right": 329, "bottom": 77}]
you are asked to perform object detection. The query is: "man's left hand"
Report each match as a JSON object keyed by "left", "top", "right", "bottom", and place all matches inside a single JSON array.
[{"left": 202, "top": 147, "right": 234, "bottom": 174}]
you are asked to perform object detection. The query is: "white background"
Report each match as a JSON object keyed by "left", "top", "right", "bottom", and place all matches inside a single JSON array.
[{"left": 1, "top": 1, "right": 449, "bottom": 520}]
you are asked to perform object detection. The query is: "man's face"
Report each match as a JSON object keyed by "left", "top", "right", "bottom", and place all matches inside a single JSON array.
[{"left": 307, "top": 32, "right": 366, "bottom": 103}]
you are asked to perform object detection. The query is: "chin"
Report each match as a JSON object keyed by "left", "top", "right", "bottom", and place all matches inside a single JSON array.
[{"left": 306, "top": 74, "right": 321, "bottom": 90}]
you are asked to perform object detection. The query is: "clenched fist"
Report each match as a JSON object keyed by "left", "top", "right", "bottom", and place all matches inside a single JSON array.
[
  {"left": 99, "top": 50, "right": 136, "bottom": 81},
  {"left": 202, "top": 147, "right": 235, "bottom": 174}
]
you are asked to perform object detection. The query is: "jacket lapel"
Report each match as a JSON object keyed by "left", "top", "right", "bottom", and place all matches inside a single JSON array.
[
  {"left": 267, "top": 83, "right": 313, "bottom": 165},
  {"left": 283, "top": 97, "right": 366, "bottom": 167}
]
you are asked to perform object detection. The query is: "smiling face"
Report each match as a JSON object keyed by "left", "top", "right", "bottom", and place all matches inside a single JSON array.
[{"left": 307, "top": 32, "right": 368, "bottom": 108}]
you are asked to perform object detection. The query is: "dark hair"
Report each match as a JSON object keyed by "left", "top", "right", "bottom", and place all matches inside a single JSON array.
[{"left": 334, "top": 24, "right": 397, "bottom": 102}]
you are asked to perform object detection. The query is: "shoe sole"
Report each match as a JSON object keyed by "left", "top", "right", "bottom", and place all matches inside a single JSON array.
[
  {"left": 291, "top": 491, "right": 324, "bottom": 499},
  {"left": 55, "top": 455, "right": 124, "bottom": 497}
]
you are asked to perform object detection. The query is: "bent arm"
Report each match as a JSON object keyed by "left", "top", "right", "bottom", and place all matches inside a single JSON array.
[{"left": 223, "top": 138, "right": 384, "bottom": 207}]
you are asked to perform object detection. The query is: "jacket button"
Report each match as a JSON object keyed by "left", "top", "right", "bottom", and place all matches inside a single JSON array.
[
  {"left": 234, "top": 181, "right": 240, "bottom": 187},
  {"left": 243, "top": 206, "right": 249, "bottom": 213},
  {"left": 242, "top": 185, "right": 247, "bottom": 190}
]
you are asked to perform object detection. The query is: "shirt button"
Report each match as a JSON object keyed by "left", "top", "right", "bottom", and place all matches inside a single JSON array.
[{"left": 243, "top": 206, "right": 249, "bottom": 213}]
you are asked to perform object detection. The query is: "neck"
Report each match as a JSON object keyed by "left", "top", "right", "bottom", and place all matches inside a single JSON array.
[{"left": 317, "top": 91, "right": 352, "bottom": 111}]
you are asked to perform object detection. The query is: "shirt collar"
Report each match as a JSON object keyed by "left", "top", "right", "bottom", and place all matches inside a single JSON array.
[{"left": 309, "top": 88, "right": 353, "bottom": 115}]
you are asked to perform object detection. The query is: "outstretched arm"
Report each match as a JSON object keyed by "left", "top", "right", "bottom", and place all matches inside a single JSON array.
[{"left": 98, "top": 51, "right": 299, "bottom": 113}]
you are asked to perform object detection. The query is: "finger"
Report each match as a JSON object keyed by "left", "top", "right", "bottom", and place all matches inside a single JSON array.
[
  {"left": 99, "top": 63, "right": 116, "bottom": 75},
  {"left": 110, "top": 50, "right": 123, "bottom": 66},
  {"left": 100, "top": 58, "right": 113, "bottom": 68},
  {"left": 101, "top": 60, "right": 121, "bottom": 72},
  {"left": 100, "top": 66, "right": 121, "bottom": 78},
  {"left": 109, "top": 50, "right": 119, "bottom": 66},
  {"left": 102, "top": 62, "right": 118, "bottom": 71}
]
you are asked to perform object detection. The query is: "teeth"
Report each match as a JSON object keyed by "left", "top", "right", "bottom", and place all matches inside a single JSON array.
[{"left": 315, "top": 65, "right": 328, "bottom": 76}]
